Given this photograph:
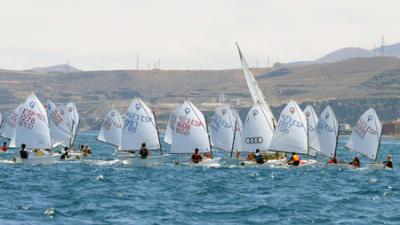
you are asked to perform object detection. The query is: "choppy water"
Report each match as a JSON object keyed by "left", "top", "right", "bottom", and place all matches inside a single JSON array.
[{"left": 0, "top": 131, "right": 399, "bottom": 225}]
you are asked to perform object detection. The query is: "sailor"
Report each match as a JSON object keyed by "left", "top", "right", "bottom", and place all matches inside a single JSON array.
[
  {"left": 236, "top": 151, "right": 241, "bottom": 159},
  {"left": 1, "top": 142, "right": 8, "bottom": 152},
  {"left": 327, "top": 156, "right": 338, "bottom": 164},
  {"left": 61, "top": 147, "right": 70, "bottom": 160},
  {"left": 139, "top": 143, "right": 149, "bottom": 159},
  {"left": 82, "top": 145, "right": 92, "bottom": 157},
  {"left": 34, "top": 149, "right": 44, "bottom": 157},
  {"left": 288, "top": 152, "right": 301, "bottom": 166},
  {"left": 348, "top": 156, "right": 360, "bottom": 168},
  {"left": 247, "top": 153, "right": 255, "bottom": 161},
  {"left": 191, "top": 148, "right": 202, "bottom": 163},
  {"left": 383, "top": 155, "right": 393, "bottom": 169},
  {"left": 255, "top": 149, "right": 265, "bottom": 164},
  {"left": 204, "top": 152, "right": 212, "bottom": 159},
  {"left": 19, "top": 144, "right": 28, "bottom": 159}
]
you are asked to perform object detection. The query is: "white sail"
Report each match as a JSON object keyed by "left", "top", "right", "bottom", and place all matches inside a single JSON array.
[
  {"left": 46, "top": 100, "right": 72, "bottom": 147},
  {"left": 0, "top": 113, "right": 2, "bottom": 128},
  {"left": 98, "top": 108, "right": 123, "bottom": 147},
  {"left": 346, "top": 108, "right": 382, "bottom": 160},
  {"left": 232, "top": 111, "right": 243, "bottom": 152},
  {"left": 209, "top": 104, "right": 242, "bottom": 152},
  {"left": 168, "top": 100, "right": 210, "bottom": 154},
  {"left": 120, "top": 97, "right": 160, "bottom": 150},
  {"left": 303, "top": 105, "right": 319, "bottom": 156},
  {"left": 164, "top": 104, "right": 180, "bottom": 145},
  {"left": 269, "top": 101, "right": 308, "bottom": 154},
  {"left": 242, "top": 102, "right": 274, "bottom": 153},
  {"left": 236, "top": 43, "right": 275, "bottom": 131},
  {"left": 309, "top": 106, "right": 339, "bottom": 158},
  {"left": 10, "top": 93, "right": 52, "bottom": 149},
  {"left": 63, "top": 102, "right": 79, "bottom": 147},
  {"left": 1, "top": 104, "right": 22, "bottom": 139}
]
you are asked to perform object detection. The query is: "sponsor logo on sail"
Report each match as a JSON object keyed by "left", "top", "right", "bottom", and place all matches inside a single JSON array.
[{"left": 245, "top": 137, "right": 263, "bottom": 144}]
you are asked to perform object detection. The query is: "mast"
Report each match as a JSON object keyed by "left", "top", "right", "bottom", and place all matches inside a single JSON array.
[
  {"left": 230, "top": 120, "right": 238, "bottom": 158},
  {"left": 205, "top": 116, "right": 213, "bottom": 157},
  {"left": 153, "top": 109, "right": 163, "bottom": 156}
]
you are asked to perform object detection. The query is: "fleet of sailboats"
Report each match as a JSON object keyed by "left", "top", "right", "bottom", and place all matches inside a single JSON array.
[{"left": 0, "top": 44, "right": 390, "bottom": 168}]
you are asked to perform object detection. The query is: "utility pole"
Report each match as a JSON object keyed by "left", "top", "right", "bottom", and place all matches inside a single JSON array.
[{"left": 381, "top": 35, "right": 385, "bottom": 56}]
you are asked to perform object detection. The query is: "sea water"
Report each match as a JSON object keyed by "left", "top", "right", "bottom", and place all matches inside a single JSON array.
[{"left": 0, "top": 131, "right": 399, "bottom": 225}]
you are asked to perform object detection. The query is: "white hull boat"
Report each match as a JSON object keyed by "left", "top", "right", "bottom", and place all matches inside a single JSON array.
[{"left": 14, "top": 153, "right": 61, "bottom": 165}]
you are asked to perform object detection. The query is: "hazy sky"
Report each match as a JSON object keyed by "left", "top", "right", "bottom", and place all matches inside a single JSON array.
[{"left": 0, "top": 0, "right": 399, "bottom": 70}]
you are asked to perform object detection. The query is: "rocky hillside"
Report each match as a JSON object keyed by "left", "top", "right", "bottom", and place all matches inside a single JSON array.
[{"left": 1, "top": 56, "right": 400, "bottom": 130}]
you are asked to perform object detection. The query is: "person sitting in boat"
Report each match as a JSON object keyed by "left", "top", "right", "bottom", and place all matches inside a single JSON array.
[
  {"left": 19, "top": 144, "right": 28, "bottom": 159},
  {"left": 191, "top": 148, "right": 202, "bottom": 163},
  {"left": 82, "top": 145, "right": 92, "bottom": 157},
  {"left": 61, "top": 147, "right": 70, "bottom": 160},
  {"left": 34, "top": 149, "right": 44, "bottom": 157},
  {"left": 327, "top": 156, "right": 338, "bottom": 164},
  {"left": 255, "top": 149, "right": 265, "bottom": 164},
  {"left": 204, "top": 152, "right": 212, "bottom": 160},
  {"left": 288, "top": 153, "right": 301, "bottom": 166},
  {"left": 236, "top": 151, "right": 241, "bottom": 159},
  {"left": 1, "top": 142, "right": 8, "bottom": 152},
  {"left": 247, "top": 153, "right": 255, "bottom": 161},
  {"left": 348, "top": 156, "right": 360, "bottom": 168},
  {"left": 139, "top": 143, "right": 150, "bottom": 159},
  {"left": 383, "top": 155, "right": 393, "bottom": 169}
]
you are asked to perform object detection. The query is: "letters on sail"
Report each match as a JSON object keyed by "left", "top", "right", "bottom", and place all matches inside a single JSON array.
[
  {"left": 269, "top": 101, "right": 308, "bottom": 154},
  {"left": 167, "top": 100, "right": 210, "bottom": 154},
  {"left": 10, "top": 93, "right": 52, "bottom": 149},
  {"left": 303, "top": 105, "right": 319, "bottom": 156},
  {"left": 46, "top": 100, "right": 72, "bottom": 147},
  {"left": 120, "top": 97, "right": 160, "bottom": 150},
  {"left": 309, "top": 106, "right": 339, "bottom": 158},
  {"left": 98, "top": 108, "right": 123, "bottom": 147},
  {"left": 210, "top": 104, "right": 242, "bottom": 152},
  {"left": 346, "top": 108, "right": 382, "bottom": 160}
]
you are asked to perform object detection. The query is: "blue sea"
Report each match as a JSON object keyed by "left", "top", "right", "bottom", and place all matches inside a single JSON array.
[{"left": 0, "top": 131, "right": 399, "bottom": 225}]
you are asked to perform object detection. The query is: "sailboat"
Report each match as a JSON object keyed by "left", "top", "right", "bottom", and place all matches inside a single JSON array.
[
  {"left": 1, "top": 104, "right": 21, "bottom": 140},
  {"left": 120, "top": 97, "right": 164, "bottom": 166},
  {"left": 309, "top": 106, "right": 339, "bottom": 160},
  {"left": 164, "top": 100, "right": 220, "bottom": 167},
  {"left": 209, "top": 104, "right": 242, "bottom": 157},
  {"left": 62, "top": 102, "right": 80, "bottom": 149},
  {"left": 46, "top": 100, "right": 73, "bottom": 148},
  {"left": 345, "top": 108, "right": 382, "bottom": 166},
  {"left": 11, "top": 93, "right": 61, "bottom": 165},
  {"left": 303, "top": 105, "right": 319, "bottom": 157},
  {"left": 97, "top": 108, "right": 123, "bottom": 147},
  {"left": 268, "top": 100, "right": 316, "bottom": 166}
]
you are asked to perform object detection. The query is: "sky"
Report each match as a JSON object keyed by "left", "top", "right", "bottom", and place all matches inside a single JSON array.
[{"left": 0, "top": 0, "right": 399, "bottom": 70}]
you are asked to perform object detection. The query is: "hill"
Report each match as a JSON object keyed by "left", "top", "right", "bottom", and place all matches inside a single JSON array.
[{"left": 1, "top": 57, "right": 400, "bottom": 130}]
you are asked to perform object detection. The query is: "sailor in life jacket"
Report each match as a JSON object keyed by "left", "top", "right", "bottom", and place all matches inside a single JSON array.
[
  {"left": 288, "top": 152, "right": 301, "bottom": 166},
  {"left": 191, "top": 148, "right": 203, "bottom": 163},
  {"left": 255, "top": 149, "right": 265, "bottom": 164}
]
